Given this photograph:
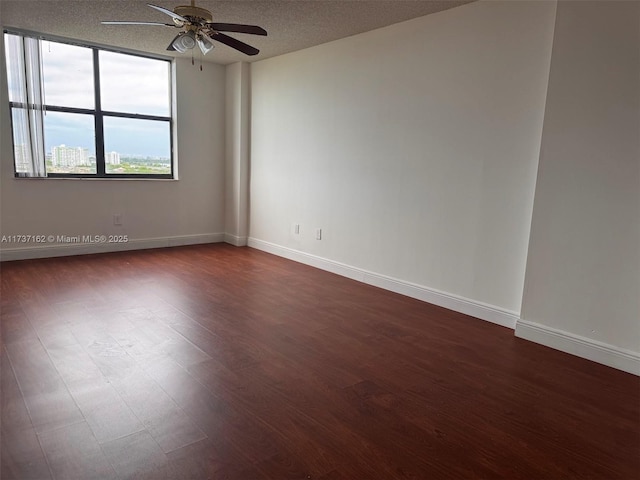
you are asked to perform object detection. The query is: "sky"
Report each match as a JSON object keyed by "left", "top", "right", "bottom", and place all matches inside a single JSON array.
[{"left": 7, "top": 35, "right": 172, "bottom": 158}]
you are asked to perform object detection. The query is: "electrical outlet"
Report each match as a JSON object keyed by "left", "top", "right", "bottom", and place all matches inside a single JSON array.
[
  {"left": 316, "top": 228, "right": 322, "bottom": 240},
  {"left": 113, "top": 214, "right": 122, "bottom": 226}
]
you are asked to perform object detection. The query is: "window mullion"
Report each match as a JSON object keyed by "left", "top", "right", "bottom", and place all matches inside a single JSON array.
[{"left": 93, "top": 49, "right": 105, "bottom": 176}]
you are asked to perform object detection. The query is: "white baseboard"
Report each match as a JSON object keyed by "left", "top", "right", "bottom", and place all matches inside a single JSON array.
[
  {"left": 0, "top": 233, "right": 225, "bottom": 262},
  {"left": 224, "top": 233, "right": 248, "bottom": 247},
  {"left": 515, "top": 320, "right": 640, "bottom": 376},
  {"left": 247, "top": 238, "right": 519, "bottom": 329}
]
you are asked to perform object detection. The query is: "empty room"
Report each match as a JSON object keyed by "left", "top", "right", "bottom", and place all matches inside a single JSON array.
[{"left": 1, "top": 0, "right": 638, "bottom": 479}]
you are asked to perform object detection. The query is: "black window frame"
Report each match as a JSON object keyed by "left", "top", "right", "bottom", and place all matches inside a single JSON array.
[{"left": 4, "top": 29, "right": 175, "bottom": 179}]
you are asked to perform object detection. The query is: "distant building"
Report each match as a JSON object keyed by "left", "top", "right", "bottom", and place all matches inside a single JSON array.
[
  {"left": 105, "top": 151, "right": 121, "bottom": 165},
  {"left": 52, "top": 145, "right": 89, "bottom": 167}
]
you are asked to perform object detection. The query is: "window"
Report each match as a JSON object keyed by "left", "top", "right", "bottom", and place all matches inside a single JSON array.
[{"left": 4, "top": 30, "right": 174, "bottom": 178}]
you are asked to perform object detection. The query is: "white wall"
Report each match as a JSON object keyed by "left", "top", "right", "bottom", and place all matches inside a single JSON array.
[
  {"left": 0, "top": 48, "right": 227, "bottom": 260},
  {"left": 249, "top": 0, "right": 557, "bottom": 323},
  {"left": 518, "top": 1, "right": 640, "bottom": 371}
]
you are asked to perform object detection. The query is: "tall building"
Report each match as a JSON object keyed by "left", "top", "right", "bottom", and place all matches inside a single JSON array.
[
  {"left": 105, "top": 151, "right": 121, "bottom": 165},
  {"left": 51, "top": 145, "right": 89, "bottom": 167}
]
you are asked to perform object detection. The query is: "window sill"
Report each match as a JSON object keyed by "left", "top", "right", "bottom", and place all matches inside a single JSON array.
[{"left": 14, "top": 176, "right": 178, "bottom": 181}]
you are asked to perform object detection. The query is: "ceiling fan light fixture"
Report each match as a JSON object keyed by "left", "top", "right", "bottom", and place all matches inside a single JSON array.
[
  {"left": 197, "top": 32, "right": 214, "bottom": 55},
  {"left": 170, "top": 30, "right": 197, "bottom": 53}
]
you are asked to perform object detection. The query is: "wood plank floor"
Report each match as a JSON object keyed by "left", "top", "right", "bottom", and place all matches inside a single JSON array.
[{"left": 1, "top": 243, "right": 638, "bottom": 479}]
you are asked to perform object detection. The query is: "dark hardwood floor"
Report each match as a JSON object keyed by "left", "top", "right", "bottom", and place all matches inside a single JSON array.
[{"left": 1, "top": 243, "right": 638, "bottom": 479}]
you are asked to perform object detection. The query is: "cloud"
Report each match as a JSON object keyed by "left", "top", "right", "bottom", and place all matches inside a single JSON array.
[
  {"left": 42, "top": 41, "right": 94, "bottom": 108},
  {"left": 41, "top": 40, "right": 171, "bottom": 117},
  {"left": 99, "top": 51, "right": 170, "bottom": 117}
]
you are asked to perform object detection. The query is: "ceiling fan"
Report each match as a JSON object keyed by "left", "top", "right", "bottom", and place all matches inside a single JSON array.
[{"left": 102, "top": 1, "right": 267, "bottom": 56}]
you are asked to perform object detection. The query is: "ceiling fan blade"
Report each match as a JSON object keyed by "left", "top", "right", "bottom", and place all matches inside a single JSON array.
[
  {"left": 207, "top": 23, "right": 267, "bottom": 36},
  {"left": 148, "top": 3, "right": 188, "bottom": 23},
  {"left": 102, "top": 21, "right": 175, "bottom": 26},
  {"left": 211, "top": 32, "right": 259, "bottom": 56}
]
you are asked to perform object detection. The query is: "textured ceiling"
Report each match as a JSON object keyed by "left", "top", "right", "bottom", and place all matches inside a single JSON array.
[{"left": 1, "top": 0, "right": 474, "bottom": 64}]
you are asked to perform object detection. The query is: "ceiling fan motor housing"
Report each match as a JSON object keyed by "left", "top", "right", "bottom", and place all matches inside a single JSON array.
[{"left": 174, "top": 5, "right": 213, "bottom": 23}]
